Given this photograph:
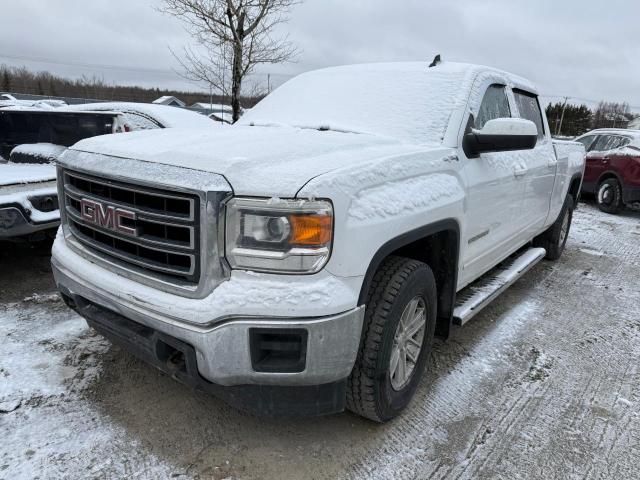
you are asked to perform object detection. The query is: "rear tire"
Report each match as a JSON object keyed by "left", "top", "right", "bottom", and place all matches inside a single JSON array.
[
  {"left": 346, "top": 256, "right": 436, "bottom": 422},
  {"left": 596, "top": 178, "right": 624, "bottom": 214},
  {"left": 534, "top": 195, "right": 574, "bottom": 261}
]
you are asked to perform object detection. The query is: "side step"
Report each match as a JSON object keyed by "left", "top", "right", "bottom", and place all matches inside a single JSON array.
[{"left": 453, "top": 247, "right": 546, "bottom": 326}]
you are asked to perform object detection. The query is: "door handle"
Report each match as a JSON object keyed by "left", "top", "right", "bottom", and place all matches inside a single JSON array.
[{"left": 514, "top": 168, "right": 527, "bottom": 177}]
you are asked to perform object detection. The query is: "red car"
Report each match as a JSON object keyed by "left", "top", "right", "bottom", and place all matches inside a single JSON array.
[{"left": 575, "top": 129, "right": 640, "bottom": 214}]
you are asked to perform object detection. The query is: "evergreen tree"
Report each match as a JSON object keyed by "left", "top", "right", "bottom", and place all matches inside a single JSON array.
[
  {"left": 1, "top": 69, "right": 10, "bottom": 92},
  {"left": 546, "top": 103, "right": 593, "bottom": 137}
]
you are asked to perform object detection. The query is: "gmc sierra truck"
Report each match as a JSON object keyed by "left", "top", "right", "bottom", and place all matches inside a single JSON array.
[{"left": 52, "top": 62, "right": 586, "bottom": 422}]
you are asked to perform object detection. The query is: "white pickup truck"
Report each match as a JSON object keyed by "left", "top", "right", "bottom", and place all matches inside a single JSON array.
[{"left": 52, "top": 61, "right": 585, "bottom": 422}]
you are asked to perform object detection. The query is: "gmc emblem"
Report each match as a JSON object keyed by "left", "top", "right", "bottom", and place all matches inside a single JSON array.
[{"left": 80, "top": 198, "right": 138, "bottom": 236}]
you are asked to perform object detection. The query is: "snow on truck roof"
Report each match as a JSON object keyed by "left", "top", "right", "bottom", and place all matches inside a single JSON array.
[{"left": 239, "top": 61, "right": 538, "bottom": 145}]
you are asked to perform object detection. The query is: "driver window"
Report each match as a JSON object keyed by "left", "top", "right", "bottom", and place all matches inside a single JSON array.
[{"left": 476, "top": 84, "right": 511, "bottom": 129}]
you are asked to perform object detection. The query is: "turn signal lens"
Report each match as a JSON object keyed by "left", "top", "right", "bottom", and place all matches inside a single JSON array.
[{"left": 290, "top": 214, "right": 332, "bottom": 246}]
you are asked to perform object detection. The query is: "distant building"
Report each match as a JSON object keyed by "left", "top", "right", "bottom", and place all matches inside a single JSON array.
[
  {"left": 152, "top": 96, "right": 185, "bottom": 107},
  {"left": 191, "top": 102, "right": 232, "bottom": 112}
]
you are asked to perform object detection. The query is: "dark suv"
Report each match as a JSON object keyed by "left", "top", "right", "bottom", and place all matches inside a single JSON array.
[{"left": 575, "top": 129, "right": 640, "bottom": 214}]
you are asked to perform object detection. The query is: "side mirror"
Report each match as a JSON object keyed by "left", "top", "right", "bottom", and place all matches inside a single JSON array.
[{"left": 463, "top": 118, "right": 538, "bottom": 158}]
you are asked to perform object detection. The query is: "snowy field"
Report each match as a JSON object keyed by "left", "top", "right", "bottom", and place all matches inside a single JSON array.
[{"left": 1, "top": 202, "right": 639, "bottom": 479}]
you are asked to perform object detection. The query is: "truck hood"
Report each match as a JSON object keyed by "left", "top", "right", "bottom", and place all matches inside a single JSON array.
[
  {"left": 70, "top": 126, "right": 410, "bottom": 196},
  {"left": 0, "top": 163, "right": 56, "bottom": 187}
]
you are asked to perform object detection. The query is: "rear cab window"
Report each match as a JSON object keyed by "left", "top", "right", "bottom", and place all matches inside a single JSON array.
[{"left": 513, "top": 89, "right": 545, "bottom": 140}]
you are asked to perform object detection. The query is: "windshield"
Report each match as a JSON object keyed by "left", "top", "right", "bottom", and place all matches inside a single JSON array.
[{"left": 239, "top": 62, "right": 472, "bottom": 145}]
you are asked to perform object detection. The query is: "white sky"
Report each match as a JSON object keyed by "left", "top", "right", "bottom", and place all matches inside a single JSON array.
[{"left": 1, "top": 0, "right": 639, "bottom": 109}]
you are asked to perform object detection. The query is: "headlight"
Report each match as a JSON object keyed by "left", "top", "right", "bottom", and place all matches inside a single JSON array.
[{"left": 225, "top": 197, "right": 333, "bottom": 273}]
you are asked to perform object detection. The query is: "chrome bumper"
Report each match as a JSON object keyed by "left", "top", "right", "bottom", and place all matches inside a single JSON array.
[
  {"left": 0, "top": 206, "right": 59, "bottom": 238},
  {"left": 52, "top": 255, "right": 364, "bottom": 387}
]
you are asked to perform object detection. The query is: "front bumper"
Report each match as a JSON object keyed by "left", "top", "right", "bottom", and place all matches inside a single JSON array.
[
  {"left": 0, "top": 205, "right": 59, "bottom": 238},
  {"left": 60, "top": 290, "right": 353, "bottom": 417},
  {"left": 0, "top": 183, "right": 60, "bottom": 239},
  {"left": 52, "top": 236, "right": 364, "bottom": 389}
]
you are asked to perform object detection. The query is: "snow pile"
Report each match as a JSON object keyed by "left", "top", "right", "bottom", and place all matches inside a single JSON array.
[
  {"left": 0, "top": 301, "right": 175, "bottom": 479},
  {"left": 0, "top": 163, "right": 56, "bottom": 186},
  {"left": 66, "top": 125, "right": 403, "bottom": 196},
  {"left": 617, "top": 146, "right": 640, "bottom": 157},
  {"left": 61, "top": 149, "right": 231, "bottom": 193},
  {"left": 241, "top": 62, "right": 474, "bottom": 145},
  {"left": 61, "top": 102, "right": 215, "bottom": 129},
  {"left": 207, "top": 270, "right": 348, "bottom": 312},
  {"left": 10, "top": 143, "right": 67, "bottom": 163},
  {"left": 240, "top": 62, "right": 537, "bottom": 146},
  {"left": 348, "top": 173, "right": 462, "bottom": 222},
  {"left": 0, "top": 302, "right": 108, "bottom": 408}
]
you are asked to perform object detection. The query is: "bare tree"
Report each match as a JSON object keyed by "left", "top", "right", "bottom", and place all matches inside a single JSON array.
[{"left": 161, "top": 0, "right": 300, "bottom": 122}]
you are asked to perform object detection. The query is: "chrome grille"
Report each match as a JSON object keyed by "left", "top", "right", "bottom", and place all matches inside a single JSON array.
[{"left": 62, "top": 170, "right": 200, "bottom": 283}]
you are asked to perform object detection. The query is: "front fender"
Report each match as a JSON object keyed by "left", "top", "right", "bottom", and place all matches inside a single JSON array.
[{"left": 298, "top": 148, "right": 465, "bottom": 281}]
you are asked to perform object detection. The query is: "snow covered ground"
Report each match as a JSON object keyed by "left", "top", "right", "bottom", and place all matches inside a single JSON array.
[{"left": 1, "top": 202, "right": 639, "bottom": 479}]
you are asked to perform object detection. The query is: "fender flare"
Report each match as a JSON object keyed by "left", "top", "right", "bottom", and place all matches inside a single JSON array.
[
  {"left": 358, "top": 218, "right": 460, "bottom": 338},
  {"left": 596, "top": 170, "right": 624, "bottom": 189},
  {"left": 568, "top": 171, "right": 584, "bottom": 200}
]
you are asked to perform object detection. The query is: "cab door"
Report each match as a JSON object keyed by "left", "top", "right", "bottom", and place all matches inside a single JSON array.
[
  {"left": 459, "top": 83, "right": 526, "bottom": 287},
  {"left": 512, "top": 90, "right": 558, "bottom": 237}
]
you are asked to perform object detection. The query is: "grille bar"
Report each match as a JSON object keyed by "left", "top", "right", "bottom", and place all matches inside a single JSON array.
[
  {"left": 65, "top": 205, "right": 195, "bottom": 252},
  {"left": 62, "top": 169, "right": 201, "bottom": 284},
  {"left": 64, "top": 181, "right": 194, "bottom": 223}
]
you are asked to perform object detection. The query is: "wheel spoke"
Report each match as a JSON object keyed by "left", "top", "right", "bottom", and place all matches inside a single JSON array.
[
  {"left": 406, "top": 345, "right": 419, "bottom": 363},
  {"left": 405, "top": 308, "right": 425, "bottom": 337},
  {"left": 400, "top": 298, "right": 419, "bottom": 331},
  {"left": 407, "top": 336, "right": 421, "bottom": 348},
  {"left": 389, "top": 346, "right": 400, "bottom": 379},
  {"left": 398, "top": 351, "right": 407, "bottom": 382}
]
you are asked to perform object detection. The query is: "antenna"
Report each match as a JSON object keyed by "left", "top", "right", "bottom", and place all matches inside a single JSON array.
[{"left": 429, "top": 54, "right": 442, "bottom": 68}]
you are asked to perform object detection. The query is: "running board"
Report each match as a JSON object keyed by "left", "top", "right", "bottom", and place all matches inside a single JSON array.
[{"left": 453, "top": 247, "right": 546, "bottom": 326}]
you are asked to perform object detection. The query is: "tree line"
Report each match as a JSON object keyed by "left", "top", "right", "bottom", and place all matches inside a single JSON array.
[
  {"left": 0, "top": 64, "right": 262, "bottom": 107},
  {"left": 546, "top": 101, "right": 638, "bottom": 137}
]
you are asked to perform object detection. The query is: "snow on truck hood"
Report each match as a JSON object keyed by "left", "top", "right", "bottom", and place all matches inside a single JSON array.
[
  {"left": 69, "top": 126, "right": 411, "bottom": 196},
  {"left": 0, "top": 163, "right": 56, "bottom": 186}
]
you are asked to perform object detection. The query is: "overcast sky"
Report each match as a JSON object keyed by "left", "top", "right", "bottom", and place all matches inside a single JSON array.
[{"left": 1, "top": 0, "right": 639, "bottom": 109}]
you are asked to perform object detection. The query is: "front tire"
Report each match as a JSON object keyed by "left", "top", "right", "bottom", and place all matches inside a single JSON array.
[
  {"left": 346, "top": 256, "right": 436, "bottom": 422},
  {"left": 596, "top": 178, "right": 624, "bottom": 214}
]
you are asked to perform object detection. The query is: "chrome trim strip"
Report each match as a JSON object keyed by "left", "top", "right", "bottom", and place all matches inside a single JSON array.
[
  {"left": 68, "top": 221, "right": 196, "bottom": 277},
  {"left": 65, "top": 204, "right": 195, "bottom": 252},
  {"left": 64, "top": 180, "right": 195, "bottom": 223}
]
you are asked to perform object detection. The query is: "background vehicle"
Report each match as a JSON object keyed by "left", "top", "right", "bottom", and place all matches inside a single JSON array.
[
  {"left": 52, "top": 62, "right": 585, "bottom": 421},
  {"left": 0, "top": 103, "right": 213, "bottom": 240},
  {"left": 0, "top": 108, "right": 121, "bottom": 160},
  {"left": 61, "top": 102, "right": 215, "bottom": 130},
  {"left": 0, "top": 109, "right": 122, "bottom": 241},
  {"left": 575, "top": 129, "right": 640, "bottom": 213}
]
